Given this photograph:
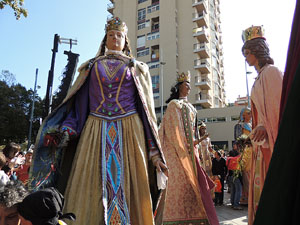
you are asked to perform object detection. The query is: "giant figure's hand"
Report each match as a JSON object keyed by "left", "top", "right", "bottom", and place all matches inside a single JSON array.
[
  {"left": 58, "top": 131, "right": 70, "bottom": 148},
  {"left": 155, "top": 160, "right": 169, "bottom": 177},
  {"left": 251, "top": 125, "right": 267, "bottom": 142}
]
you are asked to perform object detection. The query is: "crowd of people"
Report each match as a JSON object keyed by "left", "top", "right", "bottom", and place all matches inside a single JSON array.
[
  {"left": 1, "top": 9, "right": 298, "bottom": 224},
  {"left": 0, "top": 142, "right": 33, "bottom": 188}
]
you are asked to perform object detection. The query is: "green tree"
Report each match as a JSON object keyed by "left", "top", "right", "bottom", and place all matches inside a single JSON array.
[
  {"left": 0, "top": 70, "right": 16, "bottom": 86},
  {"left": 0, "top": 0, "right": 28, "bottom": 20},
  {"left": 0, "top": 80, "right": 43, "bottom": 145}
]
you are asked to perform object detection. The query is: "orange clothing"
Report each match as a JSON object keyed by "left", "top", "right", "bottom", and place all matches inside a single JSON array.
[
  {"left": 226, "top": 155, "right": 240, "bottom": 171},
  {"left": 214, "top": 179, "right": 222, "bottom": 193}
]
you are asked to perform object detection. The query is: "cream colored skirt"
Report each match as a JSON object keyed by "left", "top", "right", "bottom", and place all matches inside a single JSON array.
[{"left": 64, "top": 114, "right": 154, "bottom": 225}]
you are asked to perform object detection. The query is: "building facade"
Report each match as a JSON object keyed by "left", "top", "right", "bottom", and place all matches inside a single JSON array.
[
  {"left": 108, "top": 0, "right": 226, "bottom": 120},
  {"left": 234, "top": 95, "right": 249, "bottom": 106},
  {"left": 197, "top": 105, "right": 245, "bottom": 151}
]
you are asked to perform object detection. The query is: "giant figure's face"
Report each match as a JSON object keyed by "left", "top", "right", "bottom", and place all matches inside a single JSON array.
[{"left": 106, "top": 30, "right": 126, "bottom": 51}]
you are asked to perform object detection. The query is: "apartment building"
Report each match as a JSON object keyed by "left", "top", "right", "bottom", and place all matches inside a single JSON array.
[{"left": 107, "top": 0, "right": 226, "bottom": 120}]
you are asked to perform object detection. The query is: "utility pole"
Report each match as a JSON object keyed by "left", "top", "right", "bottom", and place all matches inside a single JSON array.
[
  {"left": 44, "top": 34, "right": 77, "bottom": 118},
  {"left": 27, "top": 68, "right": 38, "bottom": 150}
]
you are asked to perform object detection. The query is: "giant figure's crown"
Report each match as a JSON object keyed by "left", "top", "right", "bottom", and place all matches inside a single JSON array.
[
  {"left": 105, "top": 17, "right": 128, "bottom": 34},
  {"left": 177, "top": 71, "right": 191, "bottom": 83},
  {"left": 242, "top": 25, "right": 265, "bottom": 43}
]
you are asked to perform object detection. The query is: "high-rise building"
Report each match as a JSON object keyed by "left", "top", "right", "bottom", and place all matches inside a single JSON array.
[{"left": 107, "top": 0, "right": 226, "bottom": 120}]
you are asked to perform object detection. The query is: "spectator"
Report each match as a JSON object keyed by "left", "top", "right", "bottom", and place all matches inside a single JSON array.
[
  {"left": 1, "top": 162, "right": 17, "bottom": 181},
  {"left": 228, "top": 142, "right": 239, "bottom": 158},
  {"left": 212, "top": 151, "right": 227, "bottom": 206},
  {"left": 226, "top": 151, "right": 243, "bottom": 210},
  {"left": 17, "top": 187, "right": 76, "bottom": 225},
  {"left": 212, "top": 175, "right": 222, "bottom": 206},
  {"left": 0, "top": 153, "right": 9, "bottom": 187},
  {"left": 16, "top": 148, "right": 33, "bottom": 186},
  {"left": 2, "top": 142, "right": 21, "bottom": 163},
  {"left": 0, "top": 180, "right": 30, "bottom": 225}
]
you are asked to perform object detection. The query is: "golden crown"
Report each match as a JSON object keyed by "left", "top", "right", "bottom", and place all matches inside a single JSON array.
[
  {"left": 105, "top": 17, "right": 128, "bottom": 34},
  {"left": 177, "top": 71, "right": 191, "bottom": 83},
  {"left": 242, "top": 25, "right": 265, "bottom": 43}
]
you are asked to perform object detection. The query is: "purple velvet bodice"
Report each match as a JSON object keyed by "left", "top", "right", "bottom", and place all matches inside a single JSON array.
[{"left": 89, "top": 58, "right": 137, "bottom": 118}]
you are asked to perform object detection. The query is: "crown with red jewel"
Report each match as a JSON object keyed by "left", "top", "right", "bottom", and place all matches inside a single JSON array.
[
  {"left": 105, "top": 17, "right": 128, "bottom": 34},
  {"left": 242, "top": 25, "right": 265, "bottom": 43},
  {"left": 177, "top": 71, "right": 191, "bottom": 83}
]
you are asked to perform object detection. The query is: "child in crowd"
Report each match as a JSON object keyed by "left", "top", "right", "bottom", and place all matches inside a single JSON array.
[{"left": 212, "top": 175, "right": 222, "bottom": 206}]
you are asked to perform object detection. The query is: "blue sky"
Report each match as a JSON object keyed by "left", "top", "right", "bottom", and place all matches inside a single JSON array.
[
  {"left": 0, "top": 0, "right": 110, "bottom": 97},
  {"left": 0, "top": 0, "right": 297, "bottom": 102}
]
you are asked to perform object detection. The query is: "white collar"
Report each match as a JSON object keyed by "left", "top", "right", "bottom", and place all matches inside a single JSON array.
[
  {"left": 179, "top": 96, "right": 188, "bottom": 101},
  {"left": 106, "top": 49, "right": 125, "bottom": 56}
]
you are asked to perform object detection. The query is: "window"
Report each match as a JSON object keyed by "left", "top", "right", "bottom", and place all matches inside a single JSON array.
[
  {"left": 205, "top": 116, "right": 225, "bottom": 123},
  {"left": 138, "top": 0, "right": 147, "bottom": 3},
  {"left": 151, "top": 75, "right": 160, "bottom": 99},
  {"left": 147, "top": 4, "right": 159, "bottom": 13},
  {"left": 138, "top": 8, "right": 146, "bottom": 21},
  {"left": 212, "top": 55, "right": 218, "bottom": 69},
  {"left": 138, "top": 20, "right": 149, "bottom": 30},
  {"left": 231, "top": 115, "right": 240, "bottom": 121},
  {"left": 151, "top": 45, "right": 159, "bottom": 61},
  {"left": 148, "top": 62, "right": 160, "bottom": 69},
  {"left": 137, "top": 48, "right": 149, "bottom": 57},
  {"left": 151, "top": 17, "right": 159, "bottom": 32},
  {"left": 147, "top": 32, "right": 160, "bottom": 40},
  {"left": 214, "top": 82, "right": 219, "bottom": 95},
  {"left": 214, "top": 97, "right": 219, "bottom": 107},
  {"left": 216, "top": 117, "right": 226, "bottom": 122},
  {"left": 137, "top": 35, "right": 146, "bottom": 48}
]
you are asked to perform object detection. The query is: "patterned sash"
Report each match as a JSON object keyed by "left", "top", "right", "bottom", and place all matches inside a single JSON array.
[{"left": 102, "top": 120, "right": 130, "bottom": 225}]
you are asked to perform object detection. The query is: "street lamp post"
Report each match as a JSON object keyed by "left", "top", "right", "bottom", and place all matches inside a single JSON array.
[
  {"left": 27, "top": 68, "right": 38, "bottom": 150},
  {"left": 244, "top": 60, "right": 252, "bottom": 107},
  {"left": 160, "top": 49, "right": 166, "bottom": 117}
]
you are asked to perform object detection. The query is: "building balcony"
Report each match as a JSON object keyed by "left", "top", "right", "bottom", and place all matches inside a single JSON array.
[
  {"left": 192, "top": 12, "right": 208, "bottom": 28},
  {"left": 219, "top": 35, "right": 223, "bottom": 44},
  {"left": 220, "top": 73, "right": 225, "bottom": 80},
  {"left": 193, "top": 43, "right": 209, "bottom": 58},
  {"left": 195, "top": 76, "right": 211, "bottom": 90},
  {"left": 217, "top": 15, "right": 221, "bottom": 23},
  {"left": 195, "top": 94, "right": 212, "bottom": 107},
  {"left": 194, "top": 59, "right": 210, "bottom": 73},
  {"left": 193, "top": 27, "right": 209, "bottom": 43},
  {"left": 107, "top": 3, "right": 115, "bottom": 14},
  {"left": 192, "top": 0, "right": 207, "bottom": 13},
  {"left": 220, "top": 58, "right": 224, "bottom": 67},
  {"left": 216, "top": 4, "right": 221, "bottom": 13}
]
